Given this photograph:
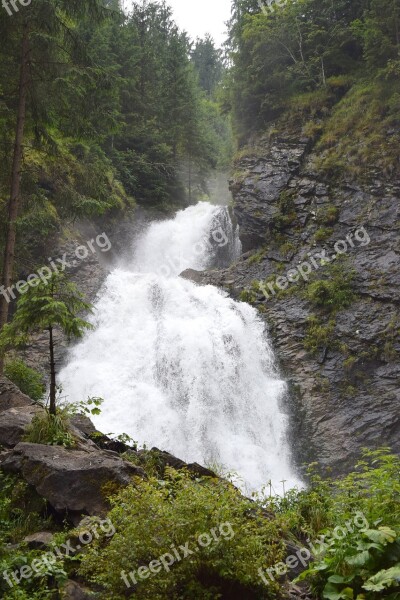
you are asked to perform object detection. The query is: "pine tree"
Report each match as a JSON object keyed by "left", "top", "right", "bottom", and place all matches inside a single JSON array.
[{"left": 0, "top": 272, "right": 92, "bottom": 415}]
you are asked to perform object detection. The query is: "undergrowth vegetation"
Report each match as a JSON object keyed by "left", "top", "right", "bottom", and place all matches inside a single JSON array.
[
  {"left": 0, "top": 448, "right": 399, "bottom": 599},
  {"left": 4, "top": 359, "right": 45, "bottom": 402}
]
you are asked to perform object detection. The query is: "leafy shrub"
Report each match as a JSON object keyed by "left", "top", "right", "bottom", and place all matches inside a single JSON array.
[
  {"left": 23, "top": 396, "right": 104, "bottom": 449},
  {"left": 80, "top": 469, "right": 285, "bottom": 599},
  {"left": 305, "top": 279, "right": 355, "bottom": 311},
  {"left": 68, "top": 396, "right": 104, "bottom": 417},
  {"left": 271, "top": 190, "right": 297, "bottom": 232},
  {"left": 0, "top": 472, "right": 61, "bottom": 600},
  {"left": 239, "top": 288, "right": 258, "bottom": 304},
  {"left": 292, "top": 450, "right": 400, "bottom": 600},
  {"left": 4, "top": 359, "right": 45, "bottom": 402}
]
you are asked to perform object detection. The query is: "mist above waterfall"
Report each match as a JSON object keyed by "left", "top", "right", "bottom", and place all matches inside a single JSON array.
[{"left": 59, "top": 202, "right": 297, "bottom": 492}]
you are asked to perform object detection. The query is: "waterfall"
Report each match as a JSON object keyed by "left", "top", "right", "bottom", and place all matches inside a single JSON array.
[{"left": 59, "top": 202, "right": 298, "bottom": 492}]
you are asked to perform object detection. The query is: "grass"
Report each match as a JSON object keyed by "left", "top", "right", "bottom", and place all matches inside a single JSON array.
[
  {"left": 24, "top": 410, "right": 75, "bottom": 449},
  {"left": 4, "top": 358, "right": 45, "bottom": 402},
  {"left": 314, "top": 77, "right": 400, "bottom": 179}
]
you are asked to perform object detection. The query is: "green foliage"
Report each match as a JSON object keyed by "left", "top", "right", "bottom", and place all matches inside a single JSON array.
[
  {"left": 271, "top": 191, "right": 297, "bottom": 232},
  {"left": 304, "top": 263, "right": 355, "bottom": 312},
  {"left": 0, "top": 272, "right": 92, "bottom": 353},
  {"left": 79, "top": 468, "right": 285, "bottom": 599},
  {"left": 25, "top": 410, "right": 75, "bottom": 449},
  {"left": 317, "top": 206, "right": 340, "bottom": 226},
  {"left": 291, "top": 450, "right": 400, "bottom": 600},
  {"left": 314, "top": 227, "right": 334, "bottom": 243},
  {"left": 0, "top": 271, "right": 93, "bottom": 414},
  {"left": 247, "top": 248, "right": 267, "bottom": 265},
  {"left": 227, "top": 0, "right": 400, "bottom": 179},
  {"left": 0, "top": 472, "right": 62, "bottom": 599},
  {"left": 0, "top": 0, "right": 233, "bottom": 277},
  {"left": 305, "top": 278, "right": 354, "bottom": 311},
  {"left": 68, "top": 396, "right": 104, "bottom": 418},
  {"left": 4, "top": 359, "right": 45, "bottom": 402},
  {"left": 23, "top": 395, "right": 104, "bottom": 448},
  {"left": 191, "top": 35, "right": 224, "bottom": 99},
  {"left": 304, "top": 316, "right": 336, "bottom": 354},
  {"left": 227, "top": 0, "right": 365, "bottom": 137},
  {"left": 315, "top": 78, "right": 400, "bottom": 178},
  {"left": 239, "top": 288, "right": 258, "bottom": 303}
]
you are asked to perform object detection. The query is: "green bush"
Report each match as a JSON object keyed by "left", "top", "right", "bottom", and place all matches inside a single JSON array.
[
  {"left": 79, "top": 469, "right": 285, "bottom": 599},
  {"left": 0, "top": 472, "right": 61, "bottom": 600},
  {"left": 305, "top": 279, "right": 355, "bottom": 311},
  {"left": 271, "top": 191, "right": 297, "bottom": 233},
  {"left": 4, "top": 359, "right": 45, "bottom": 402},
  {"left": 291, "top": 450, "right": 400, "bottom": 600}
]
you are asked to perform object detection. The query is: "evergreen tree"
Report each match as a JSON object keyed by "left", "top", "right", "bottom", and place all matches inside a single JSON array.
[
  {"left": 191, "top": 35, "right": 224, "bottom": 98},
  {"left": 0, "top": 272, "right": 92, "bottom": 415}
]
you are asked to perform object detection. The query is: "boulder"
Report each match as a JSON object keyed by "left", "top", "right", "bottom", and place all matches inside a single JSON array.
[
  {"left": 23, "top": 531, "right": 54, "bottom": 549},
  {"left": 0, "top": 442, "right": 145, "bottom": 519},
  {"left": 180, "top": 268, "right": 207, "bottom": 284},
  {"left": 150, "top": 448, "right": 217, "bottom": 478},
  {"left": 61, "top": 580, "right": 94, "bottom": 599},
  {"left": 0, "top": 377, "right": 33, "bottom": 413},
  {"left": 0, "top": 405, "right": 44, "bottom": 448},
  {"left": 69, "top": 415, "right": 97, "bottom": 437}
]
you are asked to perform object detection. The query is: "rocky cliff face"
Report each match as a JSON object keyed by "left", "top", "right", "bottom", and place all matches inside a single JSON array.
[{"left": 199, "top": 129, "right": 400, "bottom": 477}]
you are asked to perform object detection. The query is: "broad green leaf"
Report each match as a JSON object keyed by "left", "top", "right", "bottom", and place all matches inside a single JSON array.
[
  {"left": 365, "top": 527, "right": 397, "bottom": 544},
  {"left": 345, "top": 550, "right": 371, "bottom": 567},
  {"left": 363, "top": 564, "right": 400, "bottom": 592},
  {"left": 323, "top": 582, "right": 354, "bottom": 600},
  {"left": 328, "top": 575, "right": 355, "bottom": 584}
]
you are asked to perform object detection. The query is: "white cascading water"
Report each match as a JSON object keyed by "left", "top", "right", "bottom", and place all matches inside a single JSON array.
[{"left": 59, "top": 202, "right": 298, "bottom": 492}]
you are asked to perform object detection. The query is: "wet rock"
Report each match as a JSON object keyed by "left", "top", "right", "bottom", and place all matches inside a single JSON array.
[
  {"left": 70, "top": 415, "right": 97, "bottom": 437},
  {"left": 231, "top": 135, "right": 310, "bottom": 252},
  {"left": 180, "top": 268, "right": 209, "bottom": 284}
]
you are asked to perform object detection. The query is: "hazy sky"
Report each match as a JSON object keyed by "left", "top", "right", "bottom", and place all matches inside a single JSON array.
[
  {"left": 124, "top": 1, "right": 232, "bottom": 46},
  {"left": 166, "top": 0, "right": 232, "bottom": 46}
]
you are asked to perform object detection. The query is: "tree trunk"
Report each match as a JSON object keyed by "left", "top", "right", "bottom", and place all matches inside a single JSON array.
[
  {"left": 0, "top": 25, "right": 30, "bottom": 374},
  {"left": 188, "top": 153, "right": 192, "bottom": 203},
  {"left": 49, "top": 326, "right": 57, "bottom": 415},
  {"left": 394, "top": 0, "right": 400, "bottom": 55},
  {"left": 321, "top": 56, "right": 327, "bottom": 87}
]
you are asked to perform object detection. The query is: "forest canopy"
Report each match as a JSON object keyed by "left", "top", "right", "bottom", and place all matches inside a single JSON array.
[{"left": 225, "top": 0, "right": 400, "bottom": 146}]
